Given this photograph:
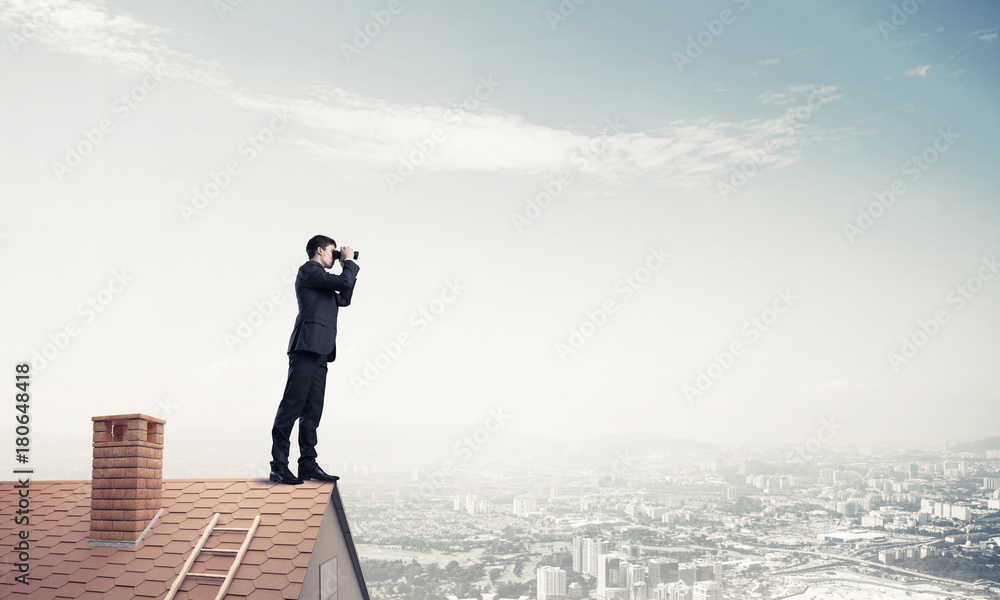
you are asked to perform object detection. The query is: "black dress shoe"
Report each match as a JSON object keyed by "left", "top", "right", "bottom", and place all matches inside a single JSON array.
[
  {"left": 298, "top": 464, "right": 340, "bottom": 482},
  {"left": 269, "top": 466, "right": 304, "bottom": 485}
]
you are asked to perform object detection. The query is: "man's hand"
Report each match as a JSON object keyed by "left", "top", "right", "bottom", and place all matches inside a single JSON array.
[{"left": 339, "top": 245, "right": 353, "bottom": 266}]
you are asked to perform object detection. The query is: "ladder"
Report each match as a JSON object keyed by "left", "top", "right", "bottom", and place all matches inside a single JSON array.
[{"left": 164, "top": 512, "right": 262, "bottom": 600}]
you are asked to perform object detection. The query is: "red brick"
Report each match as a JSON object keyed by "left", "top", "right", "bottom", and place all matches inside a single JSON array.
[
  {"left": 112, "top": 519, "right": 145, "bottom": 533},
  {"left": 93, "top": 458, "right": 115, "bottom": 469},
  {"left": 90, "top": 520, "right": 112, "bottom": 532},
  {"left": 114, "top": 456, "right": 142, "bottom": 468}
]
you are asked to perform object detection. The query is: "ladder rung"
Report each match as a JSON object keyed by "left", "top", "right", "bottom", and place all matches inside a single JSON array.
[{"left": 164, "top": 513, "right": 261, "bottom": 600}]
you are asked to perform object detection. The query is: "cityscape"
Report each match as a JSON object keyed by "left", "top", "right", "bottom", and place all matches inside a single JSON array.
[{"left": 315, "top": 434, "right": 1000, "bottom": 600}]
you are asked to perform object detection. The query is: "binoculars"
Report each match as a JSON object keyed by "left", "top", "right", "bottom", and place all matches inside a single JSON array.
[{"left": 332, "top": 249, "right": 359, "bottom": 260}]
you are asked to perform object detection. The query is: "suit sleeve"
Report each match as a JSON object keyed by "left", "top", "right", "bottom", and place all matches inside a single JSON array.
[
  {"left": 299, "top": 260, "right": 359, "bottom": 293},
  {"left": 336, "top": 288, "right": 353, "bottom": 307},
  {"left": 336, "top": 261, "right": 359, "bottom": 305}
]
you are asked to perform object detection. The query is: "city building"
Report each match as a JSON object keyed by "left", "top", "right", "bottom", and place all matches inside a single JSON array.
[
  {"left": 513, "top": 495, "right": 538, "bottom": 515},
  {"left": 537, "top": 566, "right": 567, "bottom": 600},
  {"left": 573, "top": 536, "right": 583, "bottom": 573},
  {"left": 692, "top": 580, "right": 722, "bottom": 600},
  {"left": 597, "top": 553, "right": 623, "bottom": 597},
  {"left": 648, "top": 559, "right": 680, "bottom": 587},
  {"left": 584, "top": 538, "right": 610, "bottom": 577}
]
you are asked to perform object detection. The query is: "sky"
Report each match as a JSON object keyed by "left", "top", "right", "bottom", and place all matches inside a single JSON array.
[{"left": 1, "top": 0, "right": 998, "bottom": 478}]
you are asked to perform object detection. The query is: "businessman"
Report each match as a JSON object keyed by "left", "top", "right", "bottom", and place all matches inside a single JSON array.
[{"left": 269, "top": 235, "right": 359, "bottom": 485}]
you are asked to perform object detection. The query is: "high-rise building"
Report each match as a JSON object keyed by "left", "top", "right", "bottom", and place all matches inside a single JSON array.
[
  {"left": 693, "top": 564, "right": 715, "bottom": 582},
  {"left": 625, "top": 563, "right": 644, "bottom": 590},
  {"left": 656, "top": 581, "right": 692, "bottom": 600},
  {"left": 584, "top": 538, "right": 610, "bottom": 577},
  {"left": 597, "top": 554, "right": 623, "bottom": 597},
  {"left": 538, "top": 566, "right": 567, "bottom": 600},
  {"left": 630, "top": 581, "right": 647, "bottom": 600},
  {"left": 573, "top": 536, "right": 584, "bottom": 573},
  {"left": 677, "top": 565, "right": 695, "bottom": 586},
  {"left": 692, "top": 581, "right": 722, "bottom": 600},
  {"left": 648, "top": 559, "right": 679, "bottom": 587}
]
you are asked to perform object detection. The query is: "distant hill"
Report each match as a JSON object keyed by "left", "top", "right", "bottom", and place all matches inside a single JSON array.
[
  {"left": 952, "top": 436, "right": 1000, "bottom": 453},
  {"left": 565, "top": 432, "right": 716, "bottom": 455}
]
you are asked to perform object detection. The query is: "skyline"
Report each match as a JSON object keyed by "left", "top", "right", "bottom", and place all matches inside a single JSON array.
[{"left": 0, "top": 0, "right": 998, "bottom": 474}]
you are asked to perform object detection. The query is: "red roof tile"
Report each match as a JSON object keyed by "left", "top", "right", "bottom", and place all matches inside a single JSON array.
[{"left": 0, "top": 478, "right": 360, "bottom": 599}]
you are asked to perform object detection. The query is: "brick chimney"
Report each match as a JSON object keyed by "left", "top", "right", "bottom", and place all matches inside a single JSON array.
[{"left": 89, "top": 413, "right": 165, "bottom": 545}]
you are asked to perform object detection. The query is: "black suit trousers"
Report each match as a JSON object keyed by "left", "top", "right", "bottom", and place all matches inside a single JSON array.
[{"left": 270, "top": 350, "right": 328, "bottom": 470}]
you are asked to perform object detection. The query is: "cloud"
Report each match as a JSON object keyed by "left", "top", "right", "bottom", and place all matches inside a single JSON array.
[
  {"left": 756, "top": 58, "right": 782, "bottom": 66},
  {"left": 968, "top": 27, "right": 998, "bottom": 43},
  {"left": 904, "top": 64, "right": 933, "bottom": 77},
  {"left": 757, "top": 84, "right": 842, "bottom": 107},
  {"left": 0, "top": 0, "right": 854, "bottom": 198},
  {"left": 756, "top": 92, "right": 795, "bottom": 106}
]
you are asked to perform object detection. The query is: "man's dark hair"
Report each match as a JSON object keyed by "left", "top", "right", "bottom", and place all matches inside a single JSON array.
[{"left": 306, "top": 235, "right": 336, "bottom": 258}]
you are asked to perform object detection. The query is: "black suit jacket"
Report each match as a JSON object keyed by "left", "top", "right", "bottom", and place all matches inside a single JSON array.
[{"left": 286, "top": 259, "right": 359, "bottom": 362}]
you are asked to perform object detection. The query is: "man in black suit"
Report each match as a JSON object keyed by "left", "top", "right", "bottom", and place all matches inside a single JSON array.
[{"left": 269, "top": 235, "right": 359, "bottom": 485}]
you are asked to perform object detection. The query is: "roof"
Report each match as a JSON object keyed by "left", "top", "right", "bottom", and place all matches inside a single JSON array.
[{"left": 0, "top": 478, "right": 371, "bottom": 600}]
